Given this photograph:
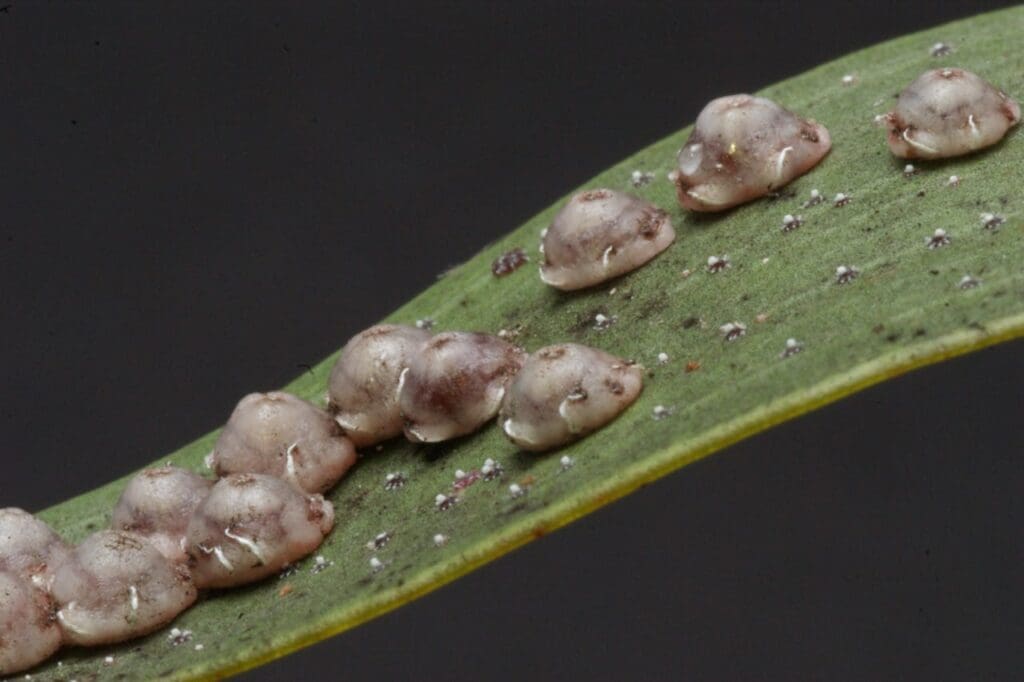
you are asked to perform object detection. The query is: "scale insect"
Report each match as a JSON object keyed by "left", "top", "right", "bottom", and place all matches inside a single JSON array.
[
  {"left": 880, "top": 67, "right": 1020, "bottom": 159},
  {"left": 538, "top": 189, "right": 676, "bottom": 291},
  {"left": 674, "top": 94, "right": 831, "bottom": 211}
]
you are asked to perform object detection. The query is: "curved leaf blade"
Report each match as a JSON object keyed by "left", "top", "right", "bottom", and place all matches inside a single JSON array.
[{"left": 32, "top": 7, "right": 1024, "bottom": 680}]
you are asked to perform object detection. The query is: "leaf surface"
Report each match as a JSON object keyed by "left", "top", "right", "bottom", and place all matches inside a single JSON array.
[{"left": 32, "top": 7, "right": 1024, "bottom": 680}]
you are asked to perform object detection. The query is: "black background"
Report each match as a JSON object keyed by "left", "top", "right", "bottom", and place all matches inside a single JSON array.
[{"left": 2, "top": 2, "right": 1023, "bottom": 680}]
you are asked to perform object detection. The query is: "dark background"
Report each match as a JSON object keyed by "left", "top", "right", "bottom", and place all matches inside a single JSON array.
[{"left": 2, "top": 1, "right": 1023, "bottom": 680}]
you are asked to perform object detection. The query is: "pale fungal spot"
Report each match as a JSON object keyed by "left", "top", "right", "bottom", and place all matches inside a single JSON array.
[
  {"left": 781, "top": 214, "right": 803, "bottom": 232},
  {"left": 369, "top": 557, "right": 384, "bottom": 573},
  {"left": 110, "top": 466, "right": 213, "bottom": 564},
  {"left": 399, "top": 331, "right": 526, "bottom": 443},
  {"left": 761, "top": 257, "right": 770, "bottom": 265},
  {"left": 481, "top": 457, "right": 504, "bottom": 480},
  {"left": 366, "top": 532, "right": 391, "bottom": 551},
  {"left": 195, "top": 644, "right": 204, "bottom": 651},
  {"left": 781, "top": 338, "right": 804, "bottom": 358},
  {"left": 754, "top": 312, "right": 769, "bottom": 324},
  {"left": 841, "top": 74, "right": 857, "bottom": 86},
  {"left": 327, "top": 324, "right": 433, "bottom": 447},
  {"left": 0, "top": 570, "right": 63, "bottom": 675},
  {"left": 52, "top": 531, "right": 197, "bottom": 646},
  {"left": 652, "top": 405, "right": 674, "bottom": 421},
  {"left": 706, "top": 255, "right": 731, "bottom": 273},
  {"left": 593, "top": 313, "right": 617, "bottom": 331},
  {"left": 947, "top": 175, "right": 960, "bottom": 187},
  {"left": 433, "top": 533, "right": 448, "bottom": 547},
  {"left": 499, "top": 344, "right": 644, "bottom": 452},
  {"left": 168, "top": 628, "right": 194, "bottom": 646},
  {"left": 657, "top": 352, "right": 669, "bottom": 364},
  {"left": 415, "top": 318, "right": 434, "bottom": 330},
  {"left": 801, "top": 188, "right": 824, "bottom": 208},
  {"left": 835, "top": 265, "right": 860, "bottom": 284},
  {"left": 926, "top": 228, "right": 951, "bottom": 249},
  {"left": 384, "top": 471, "right": 407, "bottom": 490},
  {"left": 560, "top": 455, "right": 575, "bottom": 470},
  {"left": 882, "top": 68, "right": 1020, "bottom": 159},
  {"left": 719, "top": 321, "right": 747, "bottom": 341},
  {"left": 435, "top": 493, "right": 457, "bottom": 511},
  {"left": 680, "top": 268, "right": 692, "bottom": 279},
  {"left": 508, "top": 483, "right": 524, "bottom": 498},
  {"left": 903, "top": 163, "right": 917, "bottom": 178},
  {"left": 211, "top": 392, "right": 357, "bottom": 494},
  {"left": 674, "top": 94, "right": 831, "bottom": 211},
  {"left": 930, "top": 42, "right": 954, "bottom": 57},
  {"left": 958, "top": 274, "right": 981, "bottom": 290},
  {"left": 630, "top": 170, "right": 654, "bottom": 187},
  {"left": 104, "top": 656, "right": 114, "bottom": 665},
  {"left": 980, "top": 212, "right": 1005, "bottom": 230},
  {"left": 186, "top": 474, "right": 334, "bottom": 589},
  {"left": 833, "top": 192, "right": 851, "bottom": 207},
  {"left": 539, "top": 188, "right": 676, "bottom": 290},
  {"left": 203, "top": 452, "right": 214, "bottom": 469}
]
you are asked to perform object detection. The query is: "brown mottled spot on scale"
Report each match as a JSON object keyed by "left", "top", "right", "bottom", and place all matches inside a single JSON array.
[
  {"left": 538, "top": 346, "right": 567, "bottom": 361},
  {"left": 800, "top": 124, "right": 820, "bottom": 143},
  {"left": 604, "top": 379, "right": 625, "bottom": 395},
  {"left": 306, "top": 499, "right": 328, "bottom": 524},
  {"left": 230, "top": 474, "right": 258, "bottom": 488},
  {"left": 142, "top": 468, "right": 175, "bottom": 479},
  {"left": 104, "top": 532, "right": 145, "bottom": 553},
  {"left": 636, "top": 207, "right": 666, "bottom": 239},
  {"left": 579, "top": 189, "right": 611, "bottom": 202}
]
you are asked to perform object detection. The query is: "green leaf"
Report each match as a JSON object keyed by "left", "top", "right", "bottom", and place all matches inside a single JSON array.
[{"left": 32, "top": 7, "right": 1024, "bottom": 680}]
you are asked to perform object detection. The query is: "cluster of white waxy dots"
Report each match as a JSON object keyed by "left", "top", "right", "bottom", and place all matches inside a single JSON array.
[{"left": 5, "top": 70, "right": 1021, "bottom": 676}]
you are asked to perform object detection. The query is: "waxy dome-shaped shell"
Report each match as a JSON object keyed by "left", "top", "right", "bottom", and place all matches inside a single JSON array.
[
  {"left": 0, "top": 507, "right": 72, "bottom": 590},
  {"left": 882, "top": 67, "right": 1020, "bottom": 159},
  {"left": 110, "top": 465, "right": 214, "bottom": 563},
  {"left": 539, "top": 189, "right": 675, "bottom": 291},
  {"left": 185, "top": 474, "right": 334, "bottom": 589},
  {"left": 674, "top": 94, "right": 831, "bottom": 212},
  {"left": 398, "top": 331, "right": 526, "bottom": 442},
  {"left": 0, "top": 570, "right": 62, "bottom": 675},
  {"left": 499, "top": 343, "right": 643, "bottom": 451},
  {"left": 211, "top": 391, "right": 357, "bottom": 494},
  {"left": 327, "top": 324, "right": 433, "bottom": 447},
  {"left": 51, "top": 530, "right": 197, "bottom": 646}
]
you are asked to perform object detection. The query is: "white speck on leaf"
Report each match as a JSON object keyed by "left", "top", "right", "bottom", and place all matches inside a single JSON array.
[
  {"left": 926, "top": 228, "right": 951, "bottom": 249},
  {"left": 781, "top": 214, "right": 803, "bottom": 232},
  {"left": 720, "top": 321, "right": 747, "bottom": 341},
  {"left": 652, "top": 405, "right": 674, "bottom": 420},
  {"left": 781, "top": 338, "right": 804, "bottom": 358},
  {"left": 980, "top": 213, "right": 1005, "bottom": 230},
  {"left": 835, "top": 265, "right": 860, "bottom": 284},
  {"left": 958, "top": 274, "right": 981, "bottom": 290},
  {"left": 707, "top": 255, "right": 731, "bottom": 273}
]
